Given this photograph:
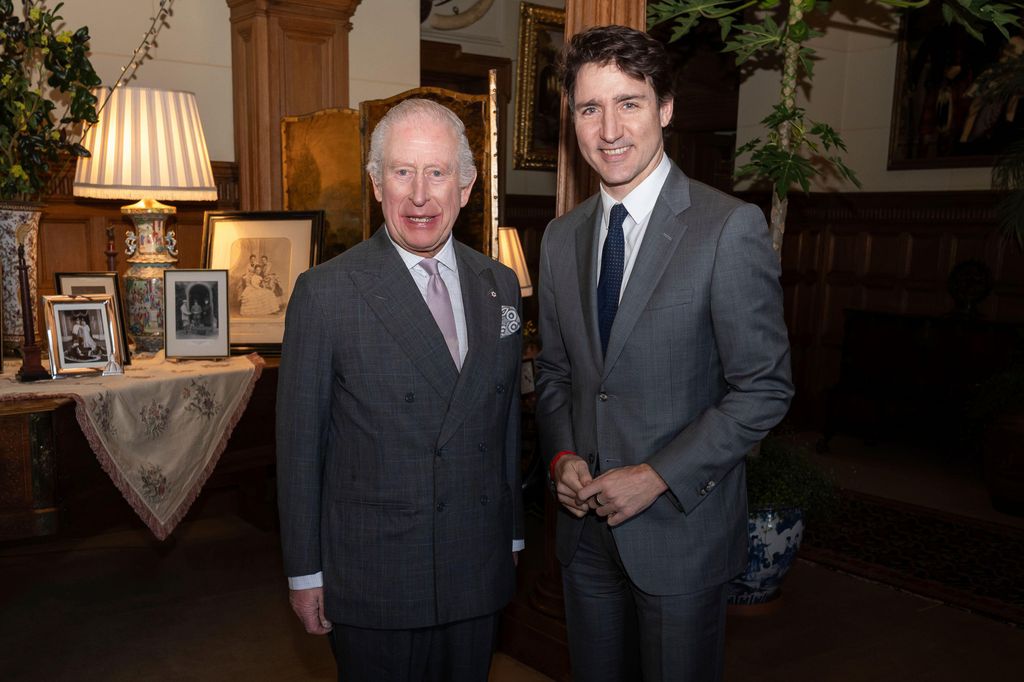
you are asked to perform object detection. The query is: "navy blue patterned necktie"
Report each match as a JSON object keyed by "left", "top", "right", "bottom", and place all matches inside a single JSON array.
[{"left": 597, "top": 203, "right": 628, "bottom": 355}]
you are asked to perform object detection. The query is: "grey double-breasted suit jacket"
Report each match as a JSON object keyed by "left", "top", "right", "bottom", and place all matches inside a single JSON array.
[
  {"left": 277, "top": 226, "right": 524, "bottom": 630},
  {"left": 535, "top": 161, "right": 794, "bottom": 595}
]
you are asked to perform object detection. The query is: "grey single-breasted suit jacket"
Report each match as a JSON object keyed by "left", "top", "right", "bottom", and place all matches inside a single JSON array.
[
  {"left": 277, "top": 226, "right": 524, "bottom": 629},
  {"left": 534, "top": 161, "right": 794, "bottom": 595}
]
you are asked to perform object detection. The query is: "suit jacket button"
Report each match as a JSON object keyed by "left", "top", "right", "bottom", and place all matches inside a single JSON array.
[
  {"left": 598, "top": 392, "right": 608, "bottom": 401},
  {"left": 496, "top": 383, "right": 505, "bottom": 394},
  {"left": 478, "top": 443, "right": 487, "bottom": 452},
  {"left": 480, "top": 495, "right": 489, "bottom": 505},
  {"left": 405, "top": 392, "right": 415, "bottom": 402},
  {"left": 706, "top": 480, "right": 716, "bottom": 491},
  {"left": 436, "top": 502, "right": 446, "bottom": 512},
  {"left": 435, "top": 448, "right": 444, "bottom": 458}
]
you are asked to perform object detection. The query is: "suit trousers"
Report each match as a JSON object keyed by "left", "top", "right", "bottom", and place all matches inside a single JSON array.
[
  {"left": 328, "top": 612, "right": 499, "bottom": 682},
  {"left": 562, "top": 516, "right": 727, "bottom": 682}
]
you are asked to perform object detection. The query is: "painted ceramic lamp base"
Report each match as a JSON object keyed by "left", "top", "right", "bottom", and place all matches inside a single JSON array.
[{"left": 125, "top": 265, "right": 170, "bottom": 354}]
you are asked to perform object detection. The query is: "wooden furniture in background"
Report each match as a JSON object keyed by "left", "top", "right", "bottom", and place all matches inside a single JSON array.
[
  {"left": 227, "top": 0, "right": 361, "bottom": 211},
  {"left": 0, "top": 361, "right": 279, "bottom": 541},
  {"left": 821, "top": 309, "right": 1024, "bottom": 451},
  {"left": 773, "top": 189, "right": 1024, "bottom": 425}
]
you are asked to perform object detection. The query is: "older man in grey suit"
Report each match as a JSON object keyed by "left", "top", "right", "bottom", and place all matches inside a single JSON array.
[
  {"left": 277, "top": 98, "right": 524, "bottom": 681},
  {"left": 535, "top": 26, "right": 794, "bottom": 681}
]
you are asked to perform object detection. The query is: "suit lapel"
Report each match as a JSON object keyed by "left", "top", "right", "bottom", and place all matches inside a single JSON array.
[
  {"left": 603, "top": 165, "right": 692, "bottom": 377},
  {"left": 574, "top": 197, "right": 604, "bottom": 369},
  {"left": 437, "top": 243, "right": 501, "bottom": 446},
  {"left": 350, "top": 228, "right": 459, "bottom": 400}
]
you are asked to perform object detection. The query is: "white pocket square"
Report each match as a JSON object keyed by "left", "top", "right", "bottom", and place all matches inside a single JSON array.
[{"left": 500, "top": 305, "right": 521, "bottom": 338}]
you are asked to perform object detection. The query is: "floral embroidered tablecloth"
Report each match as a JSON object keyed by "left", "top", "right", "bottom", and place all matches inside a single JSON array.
[{"left": 0, "top": 354, "right": 265, "bottom": 539}]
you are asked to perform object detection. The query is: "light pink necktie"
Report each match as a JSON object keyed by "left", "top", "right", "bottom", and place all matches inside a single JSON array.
[{"left": 419, "top": 258, "right": 461, "bottom": 369}]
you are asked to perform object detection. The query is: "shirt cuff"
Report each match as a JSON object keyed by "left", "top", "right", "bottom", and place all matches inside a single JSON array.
[
  {"left": 512, "top": 539, "right": 525, "bottom": 552},
  {"left": 288, "top": 572, "right": 323, "bottom": 590}
]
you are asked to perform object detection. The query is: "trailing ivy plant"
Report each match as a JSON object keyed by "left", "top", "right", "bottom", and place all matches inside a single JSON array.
[
  {"left": 0, "top": 0, "right": 100, "bottom": 201},
  {"left": 648, "top": 0, "right": 1022, "bottom": 254}
]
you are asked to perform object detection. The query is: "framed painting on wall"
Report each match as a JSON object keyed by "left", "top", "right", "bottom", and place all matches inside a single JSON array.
[
  {"left": 513, "top": 2, "right": 565, "bottom": 171},
  {"left": 888, "top": 5, "right": 1023, "bottom": 169},
  {"left": 201, "top": 210, "right": 325, "bottom": 355}
]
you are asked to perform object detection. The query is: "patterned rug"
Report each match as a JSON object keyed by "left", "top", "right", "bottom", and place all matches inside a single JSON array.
[{"left": 801, "top": 490, "right": 1024, "bottom": 626}]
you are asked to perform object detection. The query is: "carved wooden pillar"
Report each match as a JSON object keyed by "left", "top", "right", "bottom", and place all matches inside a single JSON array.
[
  {"left": 227, "top": 0, "right": 361, "bottom": 210},
  {"left": 555, "top": 0, "right": 647, "bottom": 218}
]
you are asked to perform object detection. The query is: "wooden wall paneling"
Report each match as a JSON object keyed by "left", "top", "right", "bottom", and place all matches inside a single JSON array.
[
  {"left": 227, "top": 0, "right": 360, "bottom": 211},
  {"left": 778, "top": 190, "right": 1019, "bottom": 425}
]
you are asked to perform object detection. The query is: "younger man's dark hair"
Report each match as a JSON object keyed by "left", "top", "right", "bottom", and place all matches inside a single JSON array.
[{"left": 558, "top": 25, "right": 674, "bottom": 107}]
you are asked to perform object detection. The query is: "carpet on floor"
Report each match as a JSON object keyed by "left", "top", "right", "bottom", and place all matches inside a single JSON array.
[{"left": 800, "top": 489, "right": 1024, "bottom": 626}]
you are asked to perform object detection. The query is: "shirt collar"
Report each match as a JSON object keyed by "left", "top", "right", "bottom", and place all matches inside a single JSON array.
[
  {"left": 386, "top": 228, "right": 458, "bottom": 274},
  {"left": 599, "top": 152, "right": 671, "bottom": 225}
]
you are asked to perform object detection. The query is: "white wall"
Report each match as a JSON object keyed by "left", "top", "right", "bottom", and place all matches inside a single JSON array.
[
  {"left": 350, "top": 0, "right": 421, "bottom": 105},
  {"left": 422, "top": 0, "right": 564, "bottom": 196},
  {"left": 60, "top": 0, "right": 234, "bottom": 162},
  {"left": 735, "top": 2, "right": 994, "bottom": 192}
]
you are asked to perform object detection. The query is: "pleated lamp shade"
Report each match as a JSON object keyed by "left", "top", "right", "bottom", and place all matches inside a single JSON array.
[
  {"left": 497, "top": 227, "right": 533, "bottom": 297},
  {"left": 73, "top": 86, "right": 217, "bottom": 202}
]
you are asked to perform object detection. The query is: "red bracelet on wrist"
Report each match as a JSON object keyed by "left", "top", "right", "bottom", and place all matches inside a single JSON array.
[{"left": 549, "top": 450, "right": 575, "bottom": 480}]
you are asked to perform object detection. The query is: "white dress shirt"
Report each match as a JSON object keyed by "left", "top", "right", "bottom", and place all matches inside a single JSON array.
[{"left": 596, "top": 152, "right": 672, "bottom": 302}]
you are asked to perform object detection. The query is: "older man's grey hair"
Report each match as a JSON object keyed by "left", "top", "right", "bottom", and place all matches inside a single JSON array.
[{"left": 366, "top": 98, "right": 477, "bottom": 189}]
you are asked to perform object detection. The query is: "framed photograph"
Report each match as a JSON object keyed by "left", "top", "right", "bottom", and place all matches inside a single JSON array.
[
  {"left": 888, "top": 5, "right": 1023, "bottom": 169},
  {"left": 54, "top": 271, "right": 131, "bottom": 365},
  {"left": 42, "top": 295, "right": 125, "bottom": 377},
  {"left": 163, "top": 269, "right": 230, "bottom": 359},
  {"left": 513, "top": 2, "right": 565, "bottom": 171},
  {"left": 201, "top": 210, "right": 325, "bottom": 354}
]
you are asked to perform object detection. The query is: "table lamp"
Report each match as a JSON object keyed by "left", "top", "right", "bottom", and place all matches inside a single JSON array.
[
  {"left": 497, "top": 227, "right": 532, "bottom": 297},
  {"left": 73, "top": 86, "right": 217, "bottom": 354}
]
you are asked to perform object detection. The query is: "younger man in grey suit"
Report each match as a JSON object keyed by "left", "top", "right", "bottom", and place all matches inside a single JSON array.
[
  {"left": 535, "top": 26, "right": 794, "bottom": 681},
  {"left": 277, "top": 98, "right": 524, "bottom": 681}
]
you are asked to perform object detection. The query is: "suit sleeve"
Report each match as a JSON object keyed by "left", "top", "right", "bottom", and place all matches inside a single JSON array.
[
  {"left": 276, "top": 270, "right": 333, "bottom": 578},
  {"left": 533, "top": 223, "right": 578, "bottom": 470},
  {"left": 646, "top": 203, "right": 794, "bottom": 513}
]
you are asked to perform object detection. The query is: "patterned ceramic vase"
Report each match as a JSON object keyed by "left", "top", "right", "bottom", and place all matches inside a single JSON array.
[
  {"left": 0, "top": 203, "right": 43, "bottom": 354},
  {"left": 728, "top": 507, "right": 805, "bottom": 605}
]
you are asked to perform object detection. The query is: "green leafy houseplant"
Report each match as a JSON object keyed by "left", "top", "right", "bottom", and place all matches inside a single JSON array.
[
  {"left": 648, "top": 0, "right": 1022, "bottom": 254},
  {"left": 0, "top": 0, "right": 100, "bottom": 202},
  {"left": 746, "top": 437, "right": 838, "bottom": 521}
]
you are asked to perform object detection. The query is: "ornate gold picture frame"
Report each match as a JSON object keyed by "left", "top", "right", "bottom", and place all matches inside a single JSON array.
[{"left": 513, "top": 2, "right": 565, "bottom": 171}]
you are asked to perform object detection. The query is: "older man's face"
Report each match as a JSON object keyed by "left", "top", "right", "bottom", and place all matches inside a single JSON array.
[{"left": 371, "top": 117, "right": 475, "bottom": 258}]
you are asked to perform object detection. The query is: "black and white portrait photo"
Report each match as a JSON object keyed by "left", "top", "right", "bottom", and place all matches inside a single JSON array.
[
  {"left": 229, "top": 237, "right": 292, "bottom": 319},
  {"left": 174, "top": 280, "right": 220, "bottom": 339},
  {"left": 58, "top": 307, "right": 109, "bottom": 365}
]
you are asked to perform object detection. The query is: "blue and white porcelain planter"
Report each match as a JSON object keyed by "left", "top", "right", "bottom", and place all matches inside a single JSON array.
[{"left": 728, "top": 507, "right": 805, "bottom": 605}]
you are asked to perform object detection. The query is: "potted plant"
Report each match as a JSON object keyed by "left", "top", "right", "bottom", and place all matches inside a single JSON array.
[
  {"left": 729, "top": 436, "right": 839, "bottom": 606},
  {"left": 0, "top": 0, "right": 100, "bottom": 352},
  {"left": 647, "top": 0, "right": 1020, "bottom": 255},
  {"left": 965, "top": 350, "right": 1024, "bottom": 516}
]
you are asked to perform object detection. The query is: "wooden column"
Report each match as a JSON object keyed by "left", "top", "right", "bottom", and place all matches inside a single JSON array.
[
  {"left": 555, "top": 0, "right": 647, "bottom": 218},
  {"left": 227, "top": 0, "right": 361, "bottom": 210}
]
